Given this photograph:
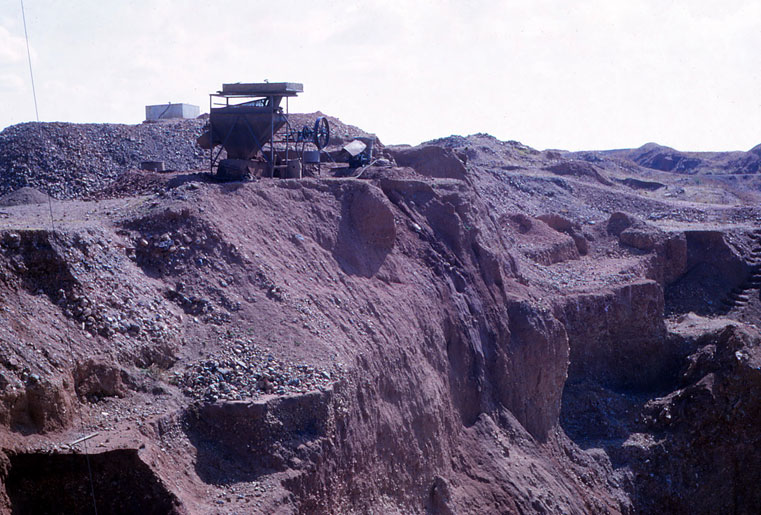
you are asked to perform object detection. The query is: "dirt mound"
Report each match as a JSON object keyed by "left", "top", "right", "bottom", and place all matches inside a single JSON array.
[
  {"left": 537, "top": 213, "right": 589, "bottom": 255},
  {"left": 505, "top": 213, "right": 580, "bottom": 265},
  {"left": 87, "top": 170, "right": 212, "bottom": 200},
  {"left": 629, "top": 143, "right": 703, "bottom": 173},
  {"left": 543, "top": 160, "right": 613, "bottom": 186},
  {"left": 387, "top": 145, "right": 467, "bottom": 180},
  {"left": 618, "top": 177, "right": 666, "bottom": 191},
  {"left": 724, "top": 151, "right": 761, "bottom": 174},
  {"left": 0, "top": 187, "right": 50, "bottom": 207},
  {"left": 419, "top": 133, "right": 545, "bottom": 172},
  {"left": 603, "top": 142, "right": 761, "bottom": 175}
]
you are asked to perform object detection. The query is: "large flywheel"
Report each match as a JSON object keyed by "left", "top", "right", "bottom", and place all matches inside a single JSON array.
[{"left": 312, "top": 116, "right": 330, "bottom": 150}]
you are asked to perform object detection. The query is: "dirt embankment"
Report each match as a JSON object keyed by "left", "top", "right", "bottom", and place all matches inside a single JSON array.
[
  {"left": 0, "top": 119, "right": 760, "bottom": 513},
  {"left": 0, "top": 170, "right": 621, "bottom": 513}
]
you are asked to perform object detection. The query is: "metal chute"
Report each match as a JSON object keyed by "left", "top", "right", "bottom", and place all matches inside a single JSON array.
[{"left": 198, "top": 82, "right": 329, "bottom": 179}]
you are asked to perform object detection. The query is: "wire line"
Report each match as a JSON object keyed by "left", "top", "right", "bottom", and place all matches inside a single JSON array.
[
  {"left": 20, "top": 4, "right": 98, "bottom": 513},
  {"left": 20, "top": 0, "right": 39, "bottom": 122}
]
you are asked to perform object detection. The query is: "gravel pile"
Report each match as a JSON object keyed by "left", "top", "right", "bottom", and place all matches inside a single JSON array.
[
  {"left": 0, "top": 119, "right": 208, "bottom": 199},
  {"left": 0, "top": 186, "right": 51, "bottom": 206},
  {"left": 0, "top": 112, "right": 382, "bottom": 201},
  {"left": 179, "top": 339, "right": 337, "bottom": 402},
  {"left": 287, "top": 111, "right": 380, "bottom": 146}
]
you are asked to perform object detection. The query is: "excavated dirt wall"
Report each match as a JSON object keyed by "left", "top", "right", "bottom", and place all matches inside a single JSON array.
[
  {"left": 665, "top": 230, "right": 750, "bottom": 315},
  {"left": 0, "top": 173, "right": 624, "bottom": 513},
  {"left": 1, "top": 121, "right": 761, "bottom": 512},
  {"left": 556, "top": 280, "right": 672, "bottom": 390},
  {"left": 0, "top": 449, "right": 182, "bottom": 514},
  {"left": 254, "top": 177, "right": 611, "bottom": 512}
]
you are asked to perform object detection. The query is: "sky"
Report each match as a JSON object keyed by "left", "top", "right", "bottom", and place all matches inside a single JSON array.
[{"left": 1, "top": 0, "right": 760, "bottom": 151}]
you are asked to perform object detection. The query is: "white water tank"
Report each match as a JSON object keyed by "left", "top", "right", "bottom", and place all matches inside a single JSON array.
[{"left": 145, "top": 103, "right": 200, "bottom": 121}]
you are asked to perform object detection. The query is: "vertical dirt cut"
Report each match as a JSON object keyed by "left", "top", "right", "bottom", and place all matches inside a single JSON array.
[{"left": 1, "top": 449, "right": 182, "bottom": 514}]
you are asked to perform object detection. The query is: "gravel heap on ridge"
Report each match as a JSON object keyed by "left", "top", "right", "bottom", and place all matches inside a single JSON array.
[{"left": 0, "top": 118, "right": 208, "bottom": 199}]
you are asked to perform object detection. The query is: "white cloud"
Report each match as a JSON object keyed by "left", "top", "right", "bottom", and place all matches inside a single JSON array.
[
  {"left": 0, "top": 72, "right": 24, "bottom": 92},
  {"left": 0, "top": 24, "right": 27, "bottom": 64}
]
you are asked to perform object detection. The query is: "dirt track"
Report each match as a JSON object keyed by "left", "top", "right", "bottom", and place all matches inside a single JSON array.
[{"left": 0, "top": 118, "right": 760, "bottom": 513}]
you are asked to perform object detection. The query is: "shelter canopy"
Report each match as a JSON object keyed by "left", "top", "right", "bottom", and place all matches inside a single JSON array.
[{"left": 219, "top": 82, "right": 303, "bottom": 97}]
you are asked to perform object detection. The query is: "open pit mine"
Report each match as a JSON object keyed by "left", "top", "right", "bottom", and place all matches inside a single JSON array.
[{"left": 1, "top": 84, "right": 761, "bottom": 513}]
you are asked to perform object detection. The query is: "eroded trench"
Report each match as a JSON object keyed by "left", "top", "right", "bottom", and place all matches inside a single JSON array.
[
  {"left": 559, "top": 228, "right": 761, "bottom": 513},
  {"left": 2, "top": 216, "right": 758, "bottom": 513},
  {"left": 0, "top": 449, "right": 180, "bottom": 514}
]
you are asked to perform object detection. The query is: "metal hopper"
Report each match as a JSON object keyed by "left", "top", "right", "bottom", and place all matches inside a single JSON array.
[{"left": 198, "top": 82, "right": 329, "bottom": 179}]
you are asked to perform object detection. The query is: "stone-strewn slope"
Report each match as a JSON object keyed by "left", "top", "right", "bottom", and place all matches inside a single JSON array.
[{"left": 0, "top": 120, "right": 760, "bottom": 513}]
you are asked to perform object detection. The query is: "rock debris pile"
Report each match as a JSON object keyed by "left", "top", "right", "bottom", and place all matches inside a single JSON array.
[
  {"left": 179, "top": 340, "right": 338, "bottom": 402},
  {"left": 0, "top": 119, "right": 207, "bottom": 199}
]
